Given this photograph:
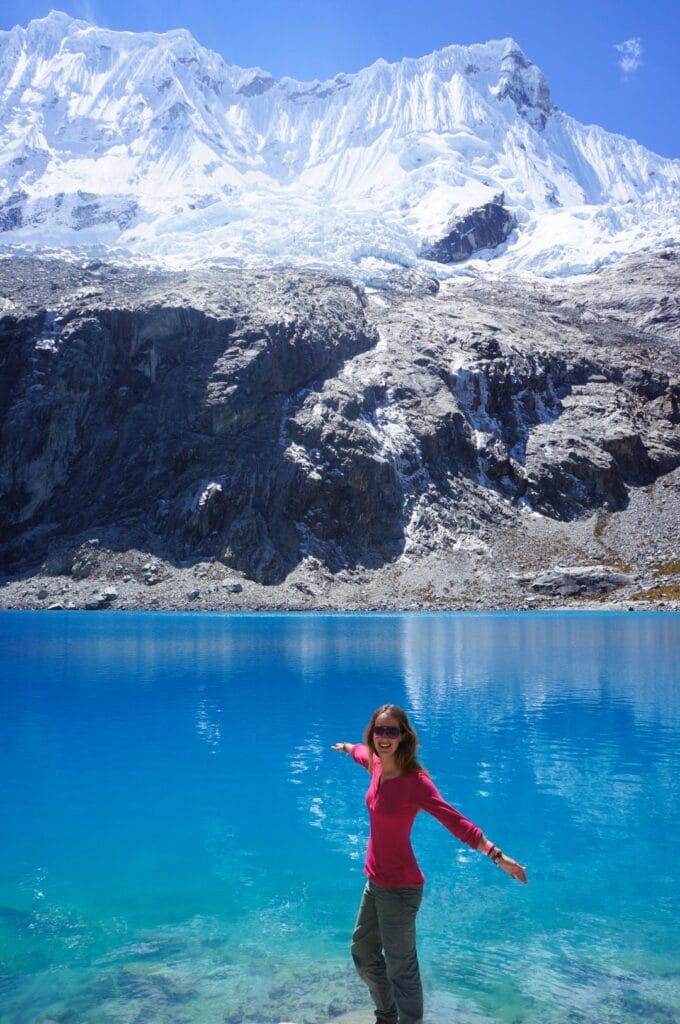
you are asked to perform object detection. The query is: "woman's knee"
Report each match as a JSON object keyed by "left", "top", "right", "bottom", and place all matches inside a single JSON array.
[
  {"left": 351, "top": 932, "right": 375, "bottom": 971},
  {"left": 384, "top": 942, "right": 419, "bottom": 973},
  {"left": 351, "top": 926, "right": 387, "bottom": 979}
]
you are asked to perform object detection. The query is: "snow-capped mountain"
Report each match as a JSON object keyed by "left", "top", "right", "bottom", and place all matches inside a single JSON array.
[{"left": 1, "top": 10, "right": 679, "bottom": 279}]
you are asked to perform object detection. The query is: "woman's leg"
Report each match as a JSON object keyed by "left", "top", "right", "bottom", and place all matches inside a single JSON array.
[
  {"left": 375, "top": 885, "right": 423, "bottom": 1024},
  {"left": 351, "top": 881, "right": 399, "bottom": 1023}
]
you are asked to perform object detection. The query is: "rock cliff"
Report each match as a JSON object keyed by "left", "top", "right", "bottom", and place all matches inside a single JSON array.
[{"left": 1, "top": 252, "right": 679, "bottom": 610}]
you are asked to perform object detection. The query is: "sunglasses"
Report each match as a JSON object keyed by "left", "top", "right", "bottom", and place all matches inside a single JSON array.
[{"left": 373, "top": 726, "right": 401, "bottom": 739}]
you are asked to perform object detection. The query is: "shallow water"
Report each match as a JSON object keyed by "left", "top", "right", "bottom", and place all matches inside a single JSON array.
[{"left": 1, "top": 611, "right": 678, "bottom": 1023}]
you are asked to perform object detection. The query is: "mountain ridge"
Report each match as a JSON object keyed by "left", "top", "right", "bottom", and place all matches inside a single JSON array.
[{"left": 1, "top": 12, "right": 679, "bottom": 280}]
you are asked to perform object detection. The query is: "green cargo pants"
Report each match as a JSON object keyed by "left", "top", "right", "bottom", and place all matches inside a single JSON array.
[{"left": 351, "top": 880, "right": 424, "bottom": 1024}]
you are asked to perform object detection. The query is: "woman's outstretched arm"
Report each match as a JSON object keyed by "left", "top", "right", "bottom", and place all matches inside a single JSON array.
[
  {"left": 332, "top": 741, "right": 370, "bottom": 771},
  {"left": 415, "top": 773, "right": 528, "bottom": 884},
  {"left": 477, "top": 834, "right": 527, "bottom": 884}
]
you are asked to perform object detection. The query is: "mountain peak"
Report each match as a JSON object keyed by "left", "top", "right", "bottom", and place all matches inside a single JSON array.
[
  {"left": 28, "top": 9, "right": 82, "bottom": 27},
  {"left": 24, "top": 9, "right": 90, "bottom": 38}
]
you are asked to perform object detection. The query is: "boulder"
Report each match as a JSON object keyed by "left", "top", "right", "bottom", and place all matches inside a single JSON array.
[
  {"left": 421, "top": 198, "right": 516, "bottom": 264},
  {"left": 527, "top": 566, "right": 631, "bottom": 597}
]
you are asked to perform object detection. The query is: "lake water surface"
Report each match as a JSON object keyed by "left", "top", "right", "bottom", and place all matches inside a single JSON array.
[{"left": 1, "top": 611, "right": 678, "bottom": 1024}]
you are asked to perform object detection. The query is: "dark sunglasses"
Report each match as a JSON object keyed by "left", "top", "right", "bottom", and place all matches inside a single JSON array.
[{"left": 373, "top": 726, "right": 401, "bottom": 739}]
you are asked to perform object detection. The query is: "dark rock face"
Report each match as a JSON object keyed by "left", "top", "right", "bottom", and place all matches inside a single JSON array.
[
  {"left": 0, "top": 264, "right": 383, "bottom": 583},
  {"left": 0, "top": 190, "right": 138, "bottom": 234},
  {"left": 0, "top": 252, "right": 679, "bottom": 592},
  {"left": 0, "top": 192, "right": 25, "bottom": 231},
  {"left": 237, "top": 73, "right": 275, "bottom": 97},
  {"left": 421, "top": 199, "right": 516, "bottom": 264},
  {"left": 496, "top": 47, "right": 554, "bottom": 130}
]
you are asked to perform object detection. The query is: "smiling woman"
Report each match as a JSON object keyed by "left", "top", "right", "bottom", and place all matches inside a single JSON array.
[{"left": 332, "top": 703, "right": 526, "bottom": 1024}]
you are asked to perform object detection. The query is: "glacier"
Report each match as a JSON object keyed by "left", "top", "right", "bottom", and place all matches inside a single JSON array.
[{"left": 1, "top": 9, "right": 679, "bottom": 280}]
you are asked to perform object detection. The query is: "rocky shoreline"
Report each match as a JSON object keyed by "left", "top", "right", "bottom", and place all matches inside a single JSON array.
[{"left": 2, "top": 471, "right": 678, "bottom": 612}]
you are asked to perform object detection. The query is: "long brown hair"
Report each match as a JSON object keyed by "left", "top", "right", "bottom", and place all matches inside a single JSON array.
[{"left": 363, "top": 704, "right": 427, "bottom": 775}]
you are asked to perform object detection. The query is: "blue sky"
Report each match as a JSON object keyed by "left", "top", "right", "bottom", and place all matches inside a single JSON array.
[{"left": 2, "top": 1, "right": 679, "bottom": 158}]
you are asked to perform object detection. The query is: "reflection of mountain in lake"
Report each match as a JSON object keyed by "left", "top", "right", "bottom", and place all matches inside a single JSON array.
[{"left": 400, "top": 613, "right": 680, "bottom": 730}]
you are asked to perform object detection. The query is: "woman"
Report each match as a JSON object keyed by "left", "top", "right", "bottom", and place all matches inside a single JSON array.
[{"left": 333, "top": 703, "right": 526, "bottom": 1024}]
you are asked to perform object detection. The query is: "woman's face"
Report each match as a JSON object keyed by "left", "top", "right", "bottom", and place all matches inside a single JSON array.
[{"left": 372, "top": 712, "right": 403, "bottom": 759}]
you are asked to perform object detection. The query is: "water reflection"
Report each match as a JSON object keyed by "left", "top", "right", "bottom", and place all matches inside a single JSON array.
[
  {"left": 195, "top": 697, "right": 222, "bottom": 751},
  {"left": 400, "top": 613, "right": 680, "bottom": 728},
  {"left": 397, "top": 613, "right": 678, "bottom": 826}
]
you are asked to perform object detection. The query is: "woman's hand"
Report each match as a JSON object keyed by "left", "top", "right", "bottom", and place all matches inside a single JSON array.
[
  {"left": 331, "top": 742, "right": 351, "bottom": 753},
  {"left": 498, "top": 853, "right": 527, "bottom": 884}
]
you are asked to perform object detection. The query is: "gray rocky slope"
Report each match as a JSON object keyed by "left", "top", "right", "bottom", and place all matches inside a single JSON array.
[{"left": 0, "top": 252, "right": 678, "bottom": 611}]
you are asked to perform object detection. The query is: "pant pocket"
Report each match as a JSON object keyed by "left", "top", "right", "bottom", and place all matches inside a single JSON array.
[{"left": 396, "top": 886, "right": 423, "bottom": 913}]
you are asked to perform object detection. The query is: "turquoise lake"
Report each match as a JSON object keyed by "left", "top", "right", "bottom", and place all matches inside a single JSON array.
[{"left": 0, "top": 610, "right": 678, "bottom": 1024}]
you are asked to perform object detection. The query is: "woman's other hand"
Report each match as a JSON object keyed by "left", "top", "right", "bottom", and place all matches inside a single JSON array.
[{"left": 498, "top": 854, "right": 527, "bottom": 884}]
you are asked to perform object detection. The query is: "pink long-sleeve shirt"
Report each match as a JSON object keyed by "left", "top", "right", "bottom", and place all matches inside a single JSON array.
[{"left": 351, "top": 743, "right": 482, "bottom": 887}]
